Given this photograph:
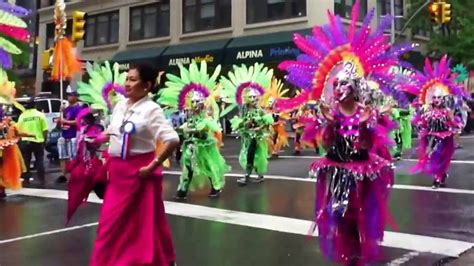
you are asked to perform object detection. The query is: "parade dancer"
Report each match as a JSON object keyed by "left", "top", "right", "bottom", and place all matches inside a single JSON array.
[
  {"left": 66, "top": 107, "right": 104, "bottom": 222},
  {"left": 0, "top": 70, "right": 31, "bottom": 199},
  {"left": 158, "top": 61, "right": 230, "bottom": 199},
  {"left": 220, "top": 63, "right": 274, "bottom": 185},
  {"left": 276, "top": 0, "right": 416, "bottom": 263},
  {"left": 262, "top": 78, "right": 290, "bottom": 158},
  {"left": 391, "top": 104, "right": 413, "bottom": 160},
  {"left": 63, "top": 60, "right": 128, "bottom": 220},
  {"left": 407, "top": 55, "right": 466, "bottom": 188},
  {"left": 89, "top": 63, "right": 179, "bottom": 266}
]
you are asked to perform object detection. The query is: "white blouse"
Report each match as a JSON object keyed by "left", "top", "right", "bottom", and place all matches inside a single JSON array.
[{"left": 108, "top": 96, "right": 179, "bottom": 157}]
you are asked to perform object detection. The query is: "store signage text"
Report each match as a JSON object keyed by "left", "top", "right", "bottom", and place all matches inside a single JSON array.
[
  {"left": 169, "top": 54, "right": 214, "bottom": 66},
  {"left": 269, "top": 47, "right": 300, "bottom": 57},
  {"left": 236, "top": 49, "right": 264, "bottom": 60}
]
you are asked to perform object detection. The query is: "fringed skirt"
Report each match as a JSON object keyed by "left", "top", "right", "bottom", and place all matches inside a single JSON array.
[
  {"left": 310, "top": 154, "right": 394, "bottom": 264},
  {"left": 412, "top": 132, "right": 455, "bottom": 178}
]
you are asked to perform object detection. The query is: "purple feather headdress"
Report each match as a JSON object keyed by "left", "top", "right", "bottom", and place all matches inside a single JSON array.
[
  {"left": 276, "top": 0, "right": 418, "bottom": 111},
  {"left": 399, "top": 55, "right": 467, "bottom": 105},
  {"left": 236, "top": 82, "right": 266, "bottom": 106},
  {"left": 102, "top": 82, "right": 125, "bottom": 112},
  {"left": 178, "top": 83, "right": 210, "bottom": 111}
]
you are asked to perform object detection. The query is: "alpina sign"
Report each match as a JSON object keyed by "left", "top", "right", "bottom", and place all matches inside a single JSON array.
[
  {"left": 168, "top": 54, "right": 215, "bottom": 66},
  {"left": 236, "top": 50, "right": 264, "bottom": 60}
]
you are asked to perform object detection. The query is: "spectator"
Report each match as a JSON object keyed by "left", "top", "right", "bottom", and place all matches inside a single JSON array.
[
  {"left": 56, "top": 91, "right": 83, "bottom": 183},
  {"left": 16, "top": 97, "right": 49, "bottom": 186}
]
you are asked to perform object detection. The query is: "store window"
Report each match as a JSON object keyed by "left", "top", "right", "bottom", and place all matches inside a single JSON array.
[
  {"left": 130, "top": 1, "right": 170, "bottom": 41},
  {"left": 85, "top": 11, "right": 119, "bottom": 47},
  {"left": 378, "top": 0, "right": 404, "bottom": 31},
  {"left": 247, "top": 0, "right": 306, "bottom": 24},
  {"left": 182, "top": 0, "right": 231, "bottom": 33},
  {"left": 334, "top": 0, "right": 367, "bottom": 21}
]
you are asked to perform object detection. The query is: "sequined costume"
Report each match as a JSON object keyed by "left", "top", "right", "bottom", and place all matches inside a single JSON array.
[
  {"left": 402, "top": 55, "right": 467, "bottom": 188},
  {"left": 275, "top": 0, "right": 415, "bottom": 263},
  {"left": 158, "top": 60, "right": 230, "bottom": 199}
]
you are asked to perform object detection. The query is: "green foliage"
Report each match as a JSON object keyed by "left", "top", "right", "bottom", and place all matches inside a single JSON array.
[{"left": 407, "top": 0, "right": 474, "bottom": 68}]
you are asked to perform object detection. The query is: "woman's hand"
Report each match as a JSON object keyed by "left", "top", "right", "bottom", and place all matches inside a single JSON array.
[{"left": 138, "top": 162, "right": 158, "bottom": 179}]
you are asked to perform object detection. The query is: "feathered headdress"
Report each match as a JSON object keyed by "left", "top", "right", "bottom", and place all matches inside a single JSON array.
[
  {"left": 51, "top": 0, "right": 81, "bottom": 80},
  {"left": 261, "top": 77, "right": 289, "bottom": 108},
  {"left": 401, "top": 55, "right": 467, "bottom": 106},
  {"left": 158, "top": 60, "right": 221, "bottom": 118},
  {"left": 0, "top": 68, "right": 23, "bottom": 112},
  {"left": 276, "top": 0, "right": 416, "bottom": 111},
  {"left": 452, "top": 64, "right": 469, "bottom": 84},
  {"left": 219, "top": 63, "right": 273, "bottom": 117},
  {"left": 77, "top": 61, "right": 126, "bottom": 114},
  {"left": 0, "top": 2, "right": 30, "bottom": 69}
]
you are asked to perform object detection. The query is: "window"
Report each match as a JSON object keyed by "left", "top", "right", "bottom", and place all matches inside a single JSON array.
[
  {"left": 50, "top": 100, "right": 62, "bottom": 113},
  {"left": 334, "top": 0, "right": 367, "bottom": 21},
  {"left": 35, "top": 100, "right": 50, "bottom": 113},
  {"left": 130, "top": 2, "right": 170, "bottom": 41},
  {"left": 85, "top": 11, "right": 119, "bottom": 47},
  {"left": 182, "top": 0, "right": 231, "bottom": 33},
  {"left": 377, "top": 0, "right": 404, "bottom": 31},
  {"left": 247, "top": 0, "right": 306, "bottom": 24}
]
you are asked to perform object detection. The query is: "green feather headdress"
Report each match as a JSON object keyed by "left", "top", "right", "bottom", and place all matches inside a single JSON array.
[
  {"left": 77, "top": 61, "right": 126, "bottom": 114},
  {"left": 219, "top": 63, "right": 273, "bottom": 117},
  {"left": 452, "top": 64, "right": 469, "bottom": 83},
  {"left": 158, "top": 60, "right": 221, "bottom": 119}
]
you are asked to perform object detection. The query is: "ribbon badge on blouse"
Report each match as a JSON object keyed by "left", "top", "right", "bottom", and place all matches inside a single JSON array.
[{"left": 120, "top": 121, "right": 136, "bottom": 159}]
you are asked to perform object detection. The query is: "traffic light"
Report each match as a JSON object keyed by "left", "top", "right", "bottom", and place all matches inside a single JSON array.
[
  {"left": 72, "top": 11, "right": 86, "bottom": 43},
  {"left": 41, "top": 48, "right": 54, "bottom": 70},
  {"left": 441, "top": 2, "right": 451, "bottom": 24},
  {"left": 429, "top": 2, "right": 442, "bottom": 24}
]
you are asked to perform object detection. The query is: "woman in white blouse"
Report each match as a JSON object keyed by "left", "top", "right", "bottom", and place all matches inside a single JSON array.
[{"left": 91, "top": 64, "right": 179, "bottom": 266}]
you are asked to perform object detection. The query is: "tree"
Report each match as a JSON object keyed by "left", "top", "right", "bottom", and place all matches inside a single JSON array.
[{"left": 406, "top": 0, "right": 474, "bottom": 68}]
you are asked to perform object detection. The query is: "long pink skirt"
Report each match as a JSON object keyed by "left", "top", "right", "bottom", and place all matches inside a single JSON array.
[{"left": 91, "top": 152, "right": 175, "bottom": 266}]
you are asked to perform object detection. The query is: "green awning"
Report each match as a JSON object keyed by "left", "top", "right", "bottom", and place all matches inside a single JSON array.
[
  {"left": 224, "top": 28, "right": 311, "bottom": 65},
  {"left": 160, "top": 39, "right": 231, "bottom": 68},
  {"left": 111, "top": 47, "right": 167, "bottom": 65}
]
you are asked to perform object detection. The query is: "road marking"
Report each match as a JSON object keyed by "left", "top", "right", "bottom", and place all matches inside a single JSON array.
[
  {"left": 386, "top": 251, "right": 421, "bottom": 266},
  {"left": 0, "top": 222, "right": 98, "bottom": 244},
  {"left": 4, "top": 188, "right": 473, "bottom": 257},
  {"left": 163, "top": 171, "right": 474, "bottom": 195},
  {"left": 227, "top": 155, "right": 474, "bottom": 164}
]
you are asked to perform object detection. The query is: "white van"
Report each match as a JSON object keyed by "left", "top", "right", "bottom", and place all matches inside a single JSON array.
[{"left": 14, "top": 94, "right": 68, "bottom": 132}]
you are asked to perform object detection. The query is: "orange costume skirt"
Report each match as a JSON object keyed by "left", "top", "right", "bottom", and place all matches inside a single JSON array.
[{"left": 0, "top": 139, "right": 25, "bottom": 190}]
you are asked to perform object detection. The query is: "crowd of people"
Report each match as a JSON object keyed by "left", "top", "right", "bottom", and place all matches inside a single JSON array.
[{"left": 1, "top": 0, "right": 473, "bottom": 265}]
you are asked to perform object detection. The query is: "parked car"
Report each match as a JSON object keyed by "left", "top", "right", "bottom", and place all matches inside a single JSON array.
[{"left": 14, "top": 94, "right": 68, "bottom": 132}]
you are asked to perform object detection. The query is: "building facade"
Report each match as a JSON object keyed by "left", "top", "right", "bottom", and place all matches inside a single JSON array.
[{"left": 36, "top": 0, "right": 429, "bottom": 94}]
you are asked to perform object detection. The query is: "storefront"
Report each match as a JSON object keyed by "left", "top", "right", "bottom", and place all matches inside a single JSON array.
[
  {"left": 111, "top": 46, "right": 167, "bottom": 67},
  {"left": 160, "top": 39, "right": 230, "bottom": 71},
  {"left": 224, "top": 28, "right": 311, "bottom": 66}
]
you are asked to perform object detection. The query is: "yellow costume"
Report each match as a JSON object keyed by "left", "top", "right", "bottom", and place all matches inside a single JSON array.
[{"left": 262, "top": 78, "right": 290, "bottom": 156}]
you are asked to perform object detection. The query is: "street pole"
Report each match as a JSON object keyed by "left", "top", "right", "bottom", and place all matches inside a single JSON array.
[{"left": 397, "top": 0, "right": 432, "bottom": 38}]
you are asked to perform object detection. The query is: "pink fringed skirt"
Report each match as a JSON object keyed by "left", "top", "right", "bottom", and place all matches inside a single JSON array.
[
  {"left": 91, "top": 152, "right": 175, "bottom": 266},
  {"left": 412, "top": 132, "right": 455, "bottom": 178},
  {"left": 310, "top": 154, "right": 394, "bottom": 265}
]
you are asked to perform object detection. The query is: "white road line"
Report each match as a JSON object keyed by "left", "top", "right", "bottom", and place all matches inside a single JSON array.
[
  {"left": 163, "top": 171, "right": 474, "bottom": 195},
  {"left": 0, "top": 222, "right": 98, "bottom": 244},
  {"left": 3, "top": 188, "right": 473, "bottom": 258},
  {"left": 227, "top": 155, "right": 474, "bottom": 164}
]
